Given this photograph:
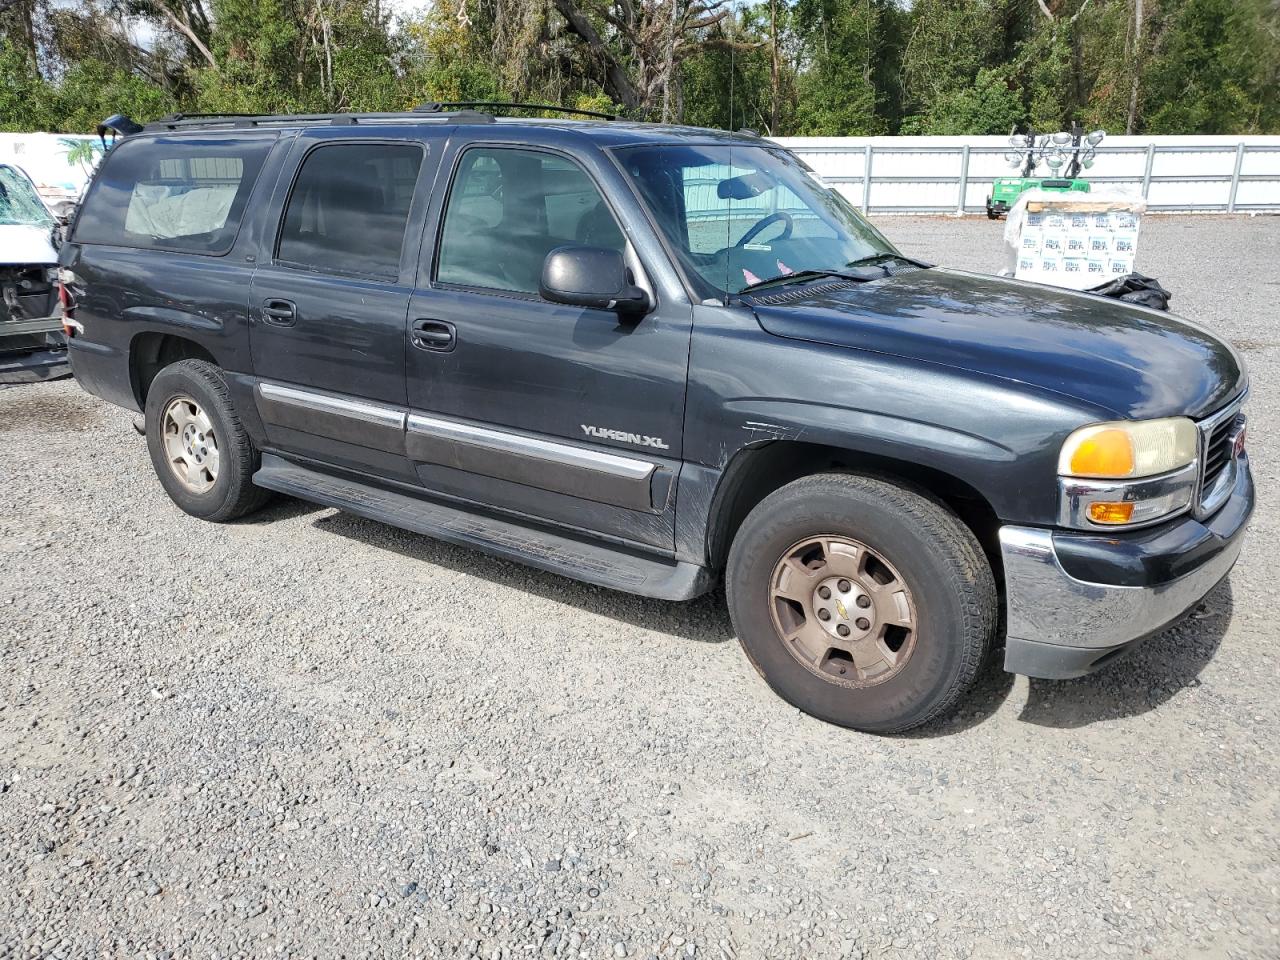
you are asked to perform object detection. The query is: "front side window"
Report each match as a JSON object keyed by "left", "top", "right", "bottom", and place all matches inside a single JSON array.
[
  {"left": 436, "top": 147, "right": 625, "bottom": 295},
  {"left": 277, "top": 143, "right": 424, "bottom": 281},
  {"left": 74, "top": 135, "right": 271, "bottom": 254},
  {"left": 617, "top": 144, "right": 895, "bottom": 296}
]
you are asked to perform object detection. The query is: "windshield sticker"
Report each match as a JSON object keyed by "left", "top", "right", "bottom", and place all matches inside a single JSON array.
[{"left": 743, "top": 242, "right": 771, "bottom": 251}]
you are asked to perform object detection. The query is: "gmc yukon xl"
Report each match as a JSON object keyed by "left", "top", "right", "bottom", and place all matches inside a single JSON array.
[{"left": 60, "top": 107, "right": 1252, "bottom": 732}]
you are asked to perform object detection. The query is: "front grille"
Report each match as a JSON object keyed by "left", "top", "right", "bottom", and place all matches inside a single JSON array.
[
  {"left": 1195, "top": 395, "right": 1245, "bottom": 517},
  {"left": 1201, "top": 416, "right": 1236, "bottom": 494}
]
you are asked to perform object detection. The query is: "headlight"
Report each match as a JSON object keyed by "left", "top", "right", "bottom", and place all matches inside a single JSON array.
[
  {"left": 1058, "top": 418, "right": 1198, "bottom": 528},
  {"left": 1059, "top": 417, "right": 1197, "bottom": 479}
]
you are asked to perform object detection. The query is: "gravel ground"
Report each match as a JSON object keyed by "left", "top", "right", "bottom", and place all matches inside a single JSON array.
[{"left": 2, "top": 214, "right": 1278, "bottom": 960}]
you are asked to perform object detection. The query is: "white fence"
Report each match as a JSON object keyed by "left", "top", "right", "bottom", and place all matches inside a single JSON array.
[{"left": 772, "top": 135, "right": 1280, "bottom": 215}]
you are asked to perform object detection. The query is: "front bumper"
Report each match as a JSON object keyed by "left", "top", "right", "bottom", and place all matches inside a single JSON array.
[{"left": 999, "top": 456, "right": 1253, "bottom": 679}]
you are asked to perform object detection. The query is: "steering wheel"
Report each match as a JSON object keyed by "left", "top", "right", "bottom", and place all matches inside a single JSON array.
[{"left": 736, "top": 211, "right": 793, "bottom": 247}]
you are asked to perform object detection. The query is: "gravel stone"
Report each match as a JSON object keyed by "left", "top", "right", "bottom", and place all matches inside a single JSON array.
[{"left": 0, "top": 215, "right": 1276, "bottom": 959}]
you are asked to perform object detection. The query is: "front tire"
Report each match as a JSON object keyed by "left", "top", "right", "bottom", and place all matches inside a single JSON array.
[
  {"left": 144, "top": 359, "right": 271, "bottom": 522},
  {"left": 726, "top": 473, "right": 996, "bottom": 733}
]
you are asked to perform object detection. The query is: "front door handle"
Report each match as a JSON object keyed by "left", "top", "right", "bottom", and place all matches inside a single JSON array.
[
  {"left": 262, "top": 299, "right": 297, "bottom": 327},
  {"left": 412, "top": 318, "right": 456, "bottom": 352}
]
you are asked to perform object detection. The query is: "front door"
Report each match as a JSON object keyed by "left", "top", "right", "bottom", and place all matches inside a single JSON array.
[
  {"left": 405, "top": 142, "right": 692, "bottom": 550},
  {"left": 249, "top": 133, "right": 431, "bottom": 482}
]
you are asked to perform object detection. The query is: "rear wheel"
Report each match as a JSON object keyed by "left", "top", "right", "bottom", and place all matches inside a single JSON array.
[
  {"left": 144, "top": 359, "right": 271, "bottom": 521},
  {"left": 726, "top": 473, "right": 996, "bottom": 733}
]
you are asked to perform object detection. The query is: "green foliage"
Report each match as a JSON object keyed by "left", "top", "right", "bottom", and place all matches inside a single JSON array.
[
  {"left": 0, "top": 45, "right": 45, "bottom": 131},
  {"left": 572, "top": 92, "right": 621, "bottom": 117},
  {"left": 1020, "top": 27, "right": 1074, "bottom": 132},
  {"left": 0, "top": 0, "right": 1276, "bottom": 135},
  {"left": 789, "top": 0, "right": 892, "bottom": 135},
  {"left": 900, "top": 68, "right": 1024, "bottom": 135},
  {"left": 400, "top": 5, "right": 502, "bottom": 106},
  {"left": 1142, "top": 0, "right": 1273, "bottom": 134},
  {"left": 0, "top": 45, "right": 176, "bottom": 132}
]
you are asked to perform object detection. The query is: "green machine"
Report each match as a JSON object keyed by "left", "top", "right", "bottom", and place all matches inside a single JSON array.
[{"left": 986, "top": 124, "right": 1106, "bottom": 219}]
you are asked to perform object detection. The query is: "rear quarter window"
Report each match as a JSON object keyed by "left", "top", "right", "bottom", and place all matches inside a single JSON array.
[{"left": 74, "top": 135, "right": 273, "bottom": 255}]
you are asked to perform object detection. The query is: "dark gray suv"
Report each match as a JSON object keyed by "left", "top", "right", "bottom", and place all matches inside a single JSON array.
[{"left": 60, "top": 106, "right": 1252, "bottom": 732}]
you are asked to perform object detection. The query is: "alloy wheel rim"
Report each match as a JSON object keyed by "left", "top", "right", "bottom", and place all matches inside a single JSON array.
[
  {"left": 768, "top": 535, "right": 917, "bottom": 687},
  {"left": 161, "top": 396, "right": 220, "bottom": 494}
]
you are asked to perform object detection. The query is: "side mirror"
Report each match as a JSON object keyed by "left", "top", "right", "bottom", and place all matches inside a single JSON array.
[{"left": 540, "top": 245, "right": 650, "bottom": 315}]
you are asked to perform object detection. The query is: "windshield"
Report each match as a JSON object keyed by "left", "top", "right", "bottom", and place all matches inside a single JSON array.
[
  {"left": 617, "top": 144, "right": 896, "bottom": 297},
  {"left": 0, "top": 165, "right": 53, "bottom": 227}
]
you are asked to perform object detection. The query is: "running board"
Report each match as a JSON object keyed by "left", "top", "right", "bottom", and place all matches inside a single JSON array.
[{"left": 253, "top": 455, "right": 713, "bottom": 601}]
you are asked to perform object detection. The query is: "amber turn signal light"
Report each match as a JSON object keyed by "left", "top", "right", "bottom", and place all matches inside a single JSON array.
[{"left": 1087, "top": 502, "right": 1135, "bottom": 524}]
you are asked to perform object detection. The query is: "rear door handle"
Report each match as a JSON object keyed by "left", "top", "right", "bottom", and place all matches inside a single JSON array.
[
  {"left": 412, "top": 318, "right": 456, "bottom": 352},
  {"left": 262, "top": 299, "right": 296, "bottom": 326}
]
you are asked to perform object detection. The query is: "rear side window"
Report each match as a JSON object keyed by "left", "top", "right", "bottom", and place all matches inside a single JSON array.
[
  {"left": 74, "top": 135, "right": 271, "bottom": 254},
  {"left": 277, "top": 142, "right": 424, "bottom": 281}
]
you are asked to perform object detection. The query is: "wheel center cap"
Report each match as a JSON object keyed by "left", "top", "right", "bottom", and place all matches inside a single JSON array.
[{"left": 812, "top": 576, "right": 872, "bottom": 641}]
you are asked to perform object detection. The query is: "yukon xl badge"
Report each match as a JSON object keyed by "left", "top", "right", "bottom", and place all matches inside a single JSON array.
[{"left": 581, "top": 425, "right": 670, "bottom": 450}]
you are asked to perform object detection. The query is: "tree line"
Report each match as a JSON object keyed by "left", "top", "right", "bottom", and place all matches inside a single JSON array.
[{"left": 1, "top": 0, "right": 1276, "bottom": 137}]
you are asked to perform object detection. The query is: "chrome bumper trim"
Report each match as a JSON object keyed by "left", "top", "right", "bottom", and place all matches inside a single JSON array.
[{"left": 998, "top": 523, "right": 1243, "bottom": 652}]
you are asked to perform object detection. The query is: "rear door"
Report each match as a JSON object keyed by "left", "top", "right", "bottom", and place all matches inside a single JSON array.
[
  {"left": 404, "top": 136, "right": 694, "bottom": 551},
  {"left": 248, "top": 129, "right": 435, "bottom": 482}
]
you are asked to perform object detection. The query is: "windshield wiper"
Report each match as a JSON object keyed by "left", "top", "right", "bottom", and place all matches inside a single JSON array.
[
  {"left": 845, "top": 252, "right": 933, "bottom": 271},
  {"left": 738, "top": 266, "right": 884, "bottom": 295}
]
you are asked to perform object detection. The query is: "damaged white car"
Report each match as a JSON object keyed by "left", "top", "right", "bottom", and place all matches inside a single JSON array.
[{"left": 1, "top": 163, "right": 67, "bottom": 383}]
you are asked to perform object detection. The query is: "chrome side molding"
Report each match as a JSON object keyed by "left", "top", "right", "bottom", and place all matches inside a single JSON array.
[
  {"left": 406, "top": 411, "right": 659, "bottom": 512},
  {"left": 406, "top": 412, "right": 655, "bottom": 482},
  {"left": 253, "top": 380, "right": 662, "bottom": 512},
  {"left": 254, "top": 381, "right": 408, "bottom": 454},
  {"left": 256, "top": 382, "right": 406, "bottom": 430}
]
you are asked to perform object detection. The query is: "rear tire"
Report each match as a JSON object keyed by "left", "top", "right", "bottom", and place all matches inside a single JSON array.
[
  {"left": 144, "top": 359, "right": 271, "bottom": 522},
  {"left": 726, "top": 473, "right": 996, "bottom": 733}
]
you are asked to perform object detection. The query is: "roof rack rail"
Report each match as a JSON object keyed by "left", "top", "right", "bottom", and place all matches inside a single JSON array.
[
  {"left": 137, "top": 102, "right": 614, "bottom": 133},
  {"left": 142, "top": 110, "right": 481, "bottom": 131},
  {"left": 156, "top": 112, "right": 261, "bottom": 121},
  {"left": 414, "top": 101, "right": 617, "bottom": 121}
]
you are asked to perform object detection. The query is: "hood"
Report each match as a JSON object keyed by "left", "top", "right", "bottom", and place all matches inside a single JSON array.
[
  {"left": 750, "top": 267, "right": 1245, "bottom": 420},
  {"left": 0, "top": 224, "right": 59, "bottom": 268}
]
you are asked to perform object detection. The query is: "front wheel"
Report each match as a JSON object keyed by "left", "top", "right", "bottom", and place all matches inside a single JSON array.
[{"left": 726, "top": 473, "right": 996, "bottom": 733}]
